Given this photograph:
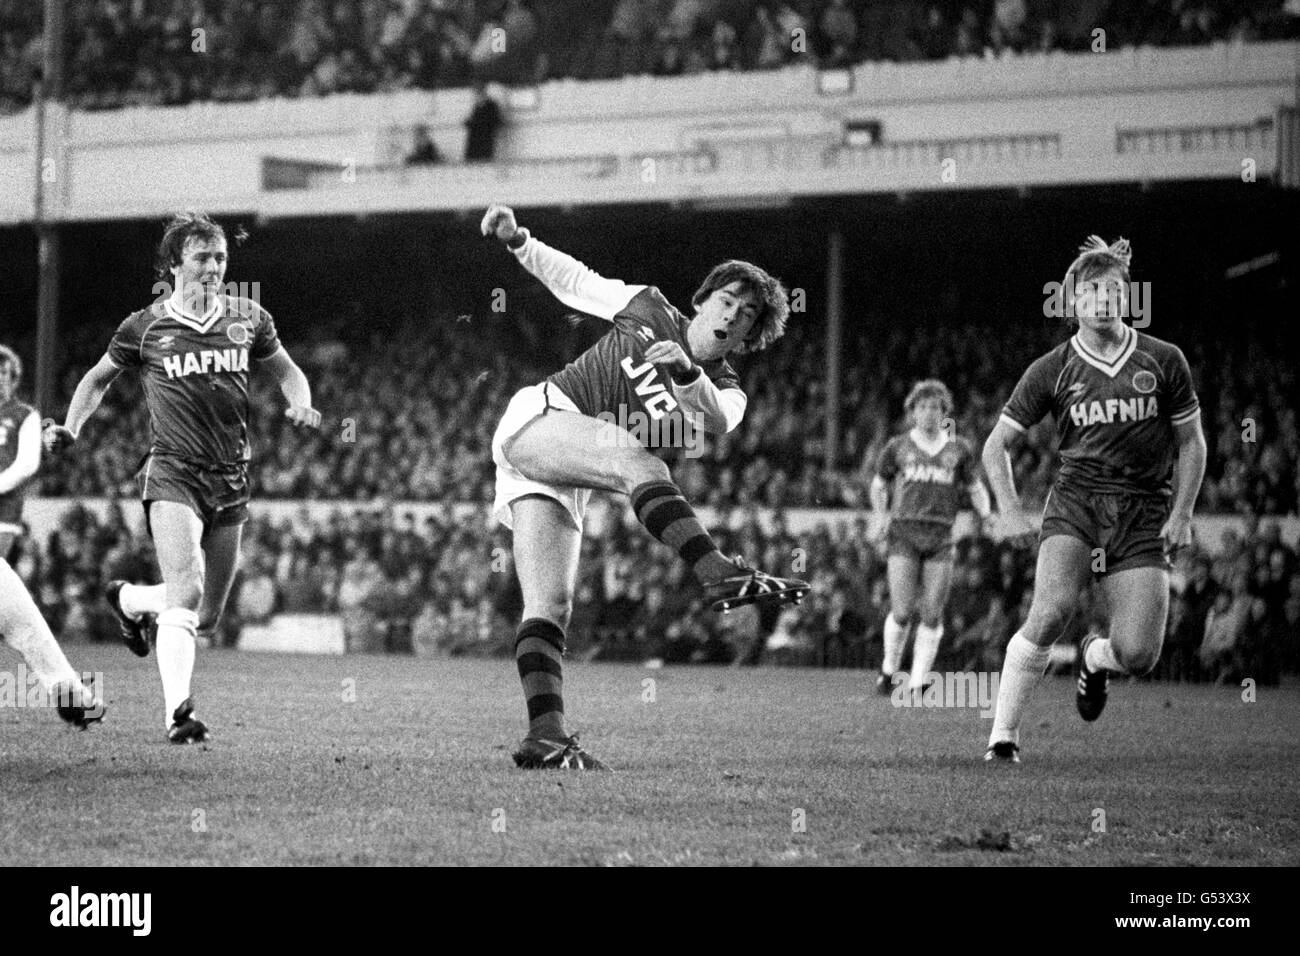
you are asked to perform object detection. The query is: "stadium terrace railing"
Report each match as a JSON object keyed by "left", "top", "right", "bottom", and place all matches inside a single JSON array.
[
  {"left": 24, "top": 499, "right": 1300, "bottom": 555},
  {"left": 2, "top": 42, "right": 1296, "bottom": 223}
]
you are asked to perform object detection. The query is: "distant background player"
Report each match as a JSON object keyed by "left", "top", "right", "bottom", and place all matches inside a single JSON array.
[
  {"left": 481, "top": 202, "right": 808, "bottom": 770},
  {"left": 44, "top": 212, "right": 321, "bottom": 744},
  {"left": 870, "top": 379, "right": 991, "bottom": 696},
  {"left": 982, "top": 236, "right": 1205, "bottom": 762}
]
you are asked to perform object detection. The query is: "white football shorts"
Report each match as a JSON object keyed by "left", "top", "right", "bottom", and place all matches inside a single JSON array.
[{"left": 491, "top": 382, "right": 593, "bottom": 532}]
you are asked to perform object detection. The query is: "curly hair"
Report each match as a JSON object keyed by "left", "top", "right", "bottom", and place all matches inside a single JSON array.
[
  {"left": 690, "top": 260, "right": 790, "bottom": 355},
  {"left": 904, "top": 378, "right": 953, "bottom": 416},
  {"left": 0, "top": 344, "right": 21, "bottom": 384}
]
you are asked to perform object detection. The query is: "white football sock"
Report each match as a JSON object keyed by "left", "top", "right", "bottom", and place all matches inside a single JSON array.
[
  {"left": 120, "top": 583, "right": 167, "bottom": 620},
  {"left": 156, "top": 607, "right": 199, "bottom": 727},
  {"left": 909, "top": 623, "right": 943, "bottom": 691},
  {"left": 882, "top": 613, "right": 908, "bottom": 675},
  {"left": 988, "top": 632, "right": 1053, "bottom": 747},
  {"left": 0, "top": 559, "right": 80, "bottom": 690},
  {"left": 1085, "top": 636, "right": 1123, "bottom": 674}
]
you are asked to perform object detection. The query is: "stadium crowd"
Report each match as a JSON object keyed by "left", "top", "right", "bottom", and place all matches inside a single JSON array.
[
  {"left": 35, "top": 309, "right": 1300, "bottom": 518},
  {"left": 11, "top": 491, "right": 1298, "bottom": 682},
  {"left": 3, "top": 0, "right": 1297, "bottom": 113}
]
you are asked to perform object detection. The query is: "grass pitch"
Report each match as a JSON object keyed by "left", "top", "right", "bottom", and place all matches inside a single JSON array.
[{"left": 2, "top": 646, "right": 1296, "bottom": 866}]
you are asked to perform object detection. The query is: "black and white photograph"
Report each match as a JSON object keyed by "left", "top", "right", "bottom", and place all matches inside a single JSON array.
[{"left": 1, "top": 0, "right": 1298, "bottom": 903}]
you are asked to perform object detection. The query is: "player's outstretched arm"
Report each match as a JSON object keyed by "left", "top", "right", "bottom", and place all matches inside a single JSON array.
[
  {"left": 259, "top": 346, "right": 321, "bottom": 430},
  {"left": 981, "top": 418, "right": 1035, "bottom": 543},
  {"left": 0, "top": 410, "right": 39, "bottom": 494},
  {"left": 44, "top": 355, "right": 121, "bottom": 454},
  {"left": 968, "top": 478, "right": 994, "bottom": 532},
  {"left": 868, "top": 474, "right": 891, "bottom": 540},
  {"left": 480, "top": 202, "right": 643, "bottom": 321},
  {"left": 1161, "top": 414, "right": 1206, "bottom": 555}
]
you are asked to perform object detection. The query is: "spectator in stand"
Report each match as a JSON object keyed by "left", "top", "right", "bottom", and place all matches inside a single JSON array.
[
  {"left": 744, "top": 4, "right": 788, "bottom": 69},
  {"left": 818, "top": 0, "right": 858, "bottom": 67},
  {"left": 1199, "top": 566, "right": 1251, "bottom": 682},
  {"left": 774, "top": 2, "right": 810, "bottom": 57},
  {"left": 710, "top": 19, "right": 741, "bottom": 70},
  {"left": 463, "top": 81, "right": 504, "bottom": 162},
  {"left": 406, "top": 124, "right": 444, "bottom": 165}
]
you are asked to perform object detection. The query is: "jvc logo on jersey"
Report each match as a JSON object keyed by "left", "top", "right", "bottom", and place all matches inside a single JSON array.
[
  {"left": 619, "top": 356, "right": 679, "bottom": 419},
  {"left": 1068, "top": 397, "right": 1158, "bottom": 427},
  {"left": 162, "top": 349, "right": 249, "bottom": 379},
  {"left": 902, "top": 463, "right": 954, "bottom": 484}
]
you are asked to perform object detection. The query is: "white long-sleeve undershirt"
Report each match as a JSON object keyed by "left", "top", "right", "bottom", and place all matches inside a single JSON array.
[{"left": 513, "top": 230, "right": 748, "bottom": 433}]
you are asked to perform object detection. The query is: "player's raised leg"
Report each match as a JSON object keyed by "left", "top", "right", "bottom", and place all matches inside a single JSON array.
[
  {"left": 197, "top": 521, "right": 244, "bottom": 646},
  {"left": 508, "top": 494, "right": 607, "bottom": 770},
  {"left": 505, "top": 410, "right": 807, "bottom": 608},
  {"left": 1077, "top": 565, "right": 1169, "bottom": 721},
  {"left": 881, "top": 552, "right": 919, "bottom": 694},
  {"left": 910, "top": 554, "right": 953, "bottom": 693},
  {"left": 149, "top": 501, "right": 210, "bottom": 743},
  {"left": 0, "top": 559, "right": 104, "bottom": 728},
  {"left": 986, "top": 535, "right": 1092, "bottom": 761}
]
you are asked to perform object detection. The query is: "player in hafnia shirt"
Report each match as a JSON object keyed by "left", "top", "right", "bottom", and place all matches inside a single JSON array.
[
  {"left": 981, "top": 236, "right": 1206, "bottom": 762},
  {"left": 481, "top": 203, "right": 810, "bottom": 770},
  {"left": 44, "top": 213, "right": 321, "bottom": 744},
  {"left": 870, "top": 379, "right": 990, "bottom": 698}
]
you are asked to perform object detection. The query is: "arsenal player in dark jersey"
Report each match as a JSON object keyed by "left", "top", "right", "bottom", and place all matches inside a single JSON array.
[
  {"left": 481, "top": 203, "right": 808, "bottom": 770},
  {"left": 0, "top": 345, "right": 40, "bottom": 561},
  {"left": 870, "top": 380, "right": 990, "bottom": 697},
  {"left": 44, "top": 213, "right": 321, "bottom": 744},
  {"left": 982, "top": 236, "right": 1205, "bottom": 762}
]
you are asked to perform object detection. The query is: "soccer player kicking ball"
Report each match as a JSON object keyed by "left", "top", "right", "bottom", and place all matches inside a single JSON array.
[
  {"left": 1, "top": 558, "right": 105, "bottom": 729},
  {"left": 869, "top": 379, "right": 991, "bottom": 698},
  {"left": 981, "top": 236, "right": 1205, "bottom": 763},
  {"left": 0, "top": 345, "right": 39, "bottom": 562},
  {"left": 1, "top": 347, "right": 103, "bottom": 730},
  {"left": 44, "top": 212, "right": 321, "bottom": 744},
  {"left": 481, "top": 203, "right": 810, "bottom": 770}
]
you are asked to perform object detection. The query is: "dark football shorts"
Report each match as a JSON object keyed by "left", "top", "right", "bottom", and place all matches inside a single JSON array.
[
  {"left": 1040, "top": 481, "right": 1169, "bottom": 575},
  {"left": 887, "top": 519, "right": 955, "bottom": 563},
  {"left": 140, "top": 453, "right": 250, "bottom": 535},
  {"left": 0, "top": 490, "right": 22, "bottom": 535},
  {"left": 0, "top": 491, "right": 22, "bottom": 560}
]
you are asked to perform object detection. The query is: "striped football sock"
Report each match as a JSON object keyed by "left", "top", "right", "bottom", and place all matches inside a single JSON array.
[
  {"left": 515, "top": 617, "right": 566, "bottom": 740},
  {"left": 629, "top": 480, "right": 732, "bottom": 583}
]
